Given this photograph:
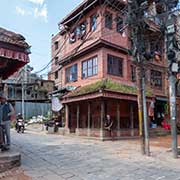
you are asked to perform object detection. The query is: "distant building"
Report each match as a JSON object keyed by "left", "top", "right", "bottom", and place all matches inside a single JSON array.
[
  {"left": 4, "top": 65, "right": 54, "bottom": 101},
  {"left": 3, "top": 65, "right": 55, "bottom": 118}
]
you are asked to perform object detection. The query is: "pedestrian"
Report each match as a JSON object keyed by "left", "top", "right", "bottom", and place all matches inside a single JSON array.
[
  {"left": 0, "top": 93, "right": 15, "bottom": 151},
  {"left": 104, "top": 115, "right": 113, "bottom": 139}
]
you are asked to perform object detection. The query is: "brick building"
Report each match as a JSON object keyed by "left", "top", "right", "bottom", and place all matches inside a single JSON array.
[{"left": 49, "top": 0, "right": 171, "bottom": 140}]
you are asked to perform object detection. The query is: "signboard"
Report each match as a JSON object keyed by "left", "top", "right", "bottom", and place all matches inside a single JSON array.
[{"left": 52, "top": 97, "right": 63, "bottom": 112}]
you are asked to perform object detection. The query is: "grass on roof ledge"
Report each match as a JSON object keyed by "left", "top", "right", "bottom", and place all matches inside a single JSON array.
[
  {"left": 71, "top": 79, "right": 153, "bottom": 97},
  {"left": 71, "top": 79, "right": 138, "bottom": 96}
]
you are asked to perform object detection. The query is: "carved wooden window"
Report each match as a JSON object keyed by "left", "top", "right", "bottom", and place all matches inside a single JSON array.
[
  {"left": 105, "top": 11, "right": 112, "bottom": 29},
  {"left": 150, "top": 70, "right": 162, "bottom": 87},
  {"left": 54, "top": 41, "right": 58, "bottom": 50},
  {"left": 55, "top": 71, "right": 58, "bottom": 79},
  {"left": 131, "top": 65, "right": 136, "bottom": 82},
  {"left": 116, "top": 16, "right": 124, "bottom": 33},
  {"left": 76, "top": 21, "right": 87, "bottom": 40},
  {"left": 90, "top": 14, "right": 97, "bottom": 31}
]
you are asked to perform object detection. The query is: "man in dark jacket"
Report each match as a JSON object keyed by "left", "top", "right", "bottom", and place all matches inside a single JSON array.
[{"left": 0, "top": 93, "right": 14, "bottom": 150}]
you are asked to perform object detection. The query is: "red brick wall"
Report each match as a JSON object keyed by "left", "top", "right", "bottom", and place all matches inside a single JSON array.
[
  {"left": 101, "top": 7, "right": 128, "bottom": 49},
  {"left": 61, "top": 49, "right": 104, "bottom": 87},
  {"left": 50, "top": 3, "right": 168, "bottom": 99}
]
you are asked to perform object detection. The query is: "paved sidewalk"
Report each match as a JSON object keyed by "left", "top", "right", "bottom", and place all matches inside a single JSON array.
[{"left": 4, "top": 129, "right": 180, "bottom": 180}]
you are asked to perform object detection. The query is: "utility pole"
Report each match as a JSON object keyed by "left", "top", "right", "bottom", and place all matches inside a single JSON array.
[
  {"left": 22, "top": 74, "right": 25, "bottom": 120},
  {"left": 128, "top": 0, "right": 150, "bottom": 156},
  {"left": 128, "top": 0, "right": 179, "bottom": 157},
  {"left": 165, "top": 13, "right": 178, "bottom": 158},
  {"left": 169, "top": 75, "right": 178, "bottom": 158},
  {"left": 22, "top": 66, "right": 27, "bottom": 120}
]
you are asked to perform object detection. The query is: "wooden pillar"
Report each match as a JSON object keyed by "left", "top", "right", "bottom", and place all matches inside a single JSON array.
[
  {"left": 117, "top": 102, "right": 120, "bottom": 137},
  {"left": 76, "top": 104, "right": 80, "bottom": 136},
  {"left": 100, "top": 100, "right": 105, "bottom": 140},
  {"left": 87, "top": 102, "right": 91, "bottom": 137},
  {"left": 65, "top": 104, "right": 70, "bottom": 134},
  {"left": 130, "top": 104, "right": 134, "bottom": 136}
]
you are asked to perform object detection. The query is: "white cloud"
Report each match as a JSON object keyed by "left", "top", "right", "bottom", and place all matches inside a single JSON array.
[
  {"left": 15, "top": 0, "right": 48, "bottom": 23},
  {"left": 34, "top": 4, "right": 48, "bottom": 23},
  {"left": 27, "top": 0, "right": 44, "bottom": 5},
  {"left": 16, "top": 6, "right": 26, "bottom": 16}
]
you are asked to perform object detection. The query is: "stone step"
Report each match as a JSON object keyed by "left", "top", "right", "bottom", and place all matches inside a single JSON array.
[
  {"left": 149, "top": 128, "right": 171, "bottom": 137},
  {"left": 0, "top": 151, "right": 21, "bottom": 173}
]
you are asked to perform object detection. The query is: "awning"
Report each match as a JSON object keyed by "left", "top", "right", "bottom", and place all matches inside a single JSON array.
[
  {"left": 156, "top": 97, "right": 168, "bottom": 102},
  {"left": 0, "top": 48, "right": 29, "bottom": 63},
  {"left": 0, "top": 47, "right": 29, "bottom": 79}
]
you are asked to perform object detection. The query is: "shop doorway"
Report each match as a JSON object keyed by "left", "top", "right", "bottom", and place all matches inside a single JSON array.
[{"left": 154, "top": 100, "right": 168, "bottom": 127}]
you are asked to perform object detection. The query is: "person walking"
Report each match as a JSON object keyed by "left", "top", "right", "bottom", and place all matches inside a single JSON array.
[{"left": 0, "top": 93, "right": 15, "bottom": 150}]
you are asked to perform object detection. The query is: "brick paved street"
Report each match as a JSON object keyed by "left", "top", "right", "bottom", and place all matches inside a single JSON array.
[{"left": 6, "top": 128, "right": 180, "bottom": 180}]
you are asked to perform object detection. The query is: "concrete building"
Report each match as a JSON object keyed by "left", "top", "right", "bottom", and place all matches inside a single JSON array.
[
  {"left": 3, "top": 66, "right": 55, "bottom": 118},
  {"left": 49, "top": 0, "right": 173, "bottom": 140}
]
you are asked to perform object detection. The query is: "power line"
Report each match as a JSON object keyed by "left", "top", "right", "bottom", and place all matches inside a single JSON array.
[
  {"left": 34, "top": 0, "right": 93, "bottom": 74},
  {"left": 36, "top": 0, "right": 123, "bottom": 75},
  {"left": 48, "top": 0, "right": 126, "bottom": 75}
]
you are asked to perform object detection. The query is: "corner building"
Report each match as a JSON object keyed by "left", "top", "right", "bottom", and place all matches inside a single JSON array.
[{"left": 49, "top": 0, "right": 170, "bottom": 140}]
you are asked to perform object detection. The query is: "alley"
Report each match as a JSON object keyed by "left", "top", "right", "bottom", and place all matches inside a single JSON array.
[{"left": 8, "top": 129, "right": 180, "bottom": 180}]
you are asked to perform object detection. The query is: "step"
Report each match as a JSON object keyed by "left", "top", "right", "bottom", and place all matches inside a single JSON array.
[{"left": 0, "top": 150, "right": 21, "bottom": 173}]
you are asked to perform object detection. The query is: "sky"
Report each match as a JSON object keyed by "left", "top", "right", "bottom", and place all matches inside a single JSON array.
[{"left": 0, "top": 0, "right": 82, "bottom": 77}]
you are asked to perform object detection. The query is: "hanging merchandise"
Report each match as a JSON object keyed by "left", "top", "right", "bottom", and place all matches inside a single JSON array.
[
  {"left": 148, "top": 101, "right": 154, "bottom": 117},
  {"left": 164, "top": 103, "right": 169, "bottom": 115}
]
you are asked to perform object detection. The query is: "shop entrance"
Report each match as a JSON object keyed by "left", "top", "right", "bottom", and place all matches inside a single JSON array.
[{"left": 154, "top": 99, "right": 168, "bottom": 127}]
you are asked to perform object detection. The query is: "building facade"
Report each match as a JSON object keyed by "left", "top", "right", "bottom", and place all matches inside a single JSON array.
[
  {"left": 49, "top": 0, "right": 171, "bottom": 140},
  {"left": 3, "top": 66, "right": 54, "bottom": 118},
  {"left": 5, "top": 64, "right": 54, "bottom": 101}
]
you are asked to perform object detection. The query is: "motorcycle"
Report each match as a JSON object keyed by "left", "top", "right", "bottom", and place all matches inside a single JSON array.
[{"left": 16, "top": 114, "right": 25, "bottom": 133}]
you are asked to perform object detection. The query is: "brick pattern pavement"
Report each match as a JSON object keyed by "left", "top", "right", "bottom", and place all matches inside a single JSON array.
[{"left": 4, "top": 130, "right": 180, "bottom": 180}]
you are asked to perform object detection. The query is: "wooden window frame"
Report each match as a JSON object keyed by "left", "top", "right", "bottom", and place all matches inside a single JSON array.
[
  {"left": 55, "top": 71, "right": 58, "bottom": 79},
  {"left": 65, "top": 64, "right": 78, "bottom": 83},
  {"left": 116, "top": 16, "right": 124, "bottom": 33},
  {"left": 55, "top": 57, "right": 58, "bottom": 65},
  {"left": 105, "top": 11, "right": 113, "bottom": 29},
  {"left": 90, "top": 14, "right": 97, "bottom": 31},
  {"left": 150, "top": 70, "right": 162, "bottom": 88},
  {"left": 131, "top": 65, "right": 136, "bottom": 82},
  {"left": 54, "top": 41, "right": 58, "bottom": 50},
  {"left": 107, "top": 54, "right": 123, "bottom": 77},
  {"left": 82, "top": 56, "right": 98, "bottom": 79}
]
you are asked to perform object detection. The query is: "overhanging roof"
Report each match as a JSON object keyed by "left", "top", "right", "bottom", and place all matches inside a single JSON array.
[
  {"left": 0, "top": 27, "right": 30, "bottom": 79},
  {"left": 0, "top": 27, "right": 30, "bottom": 49},
  {"left": 58, "top": 0, "right": 127, "bottom": 26}
]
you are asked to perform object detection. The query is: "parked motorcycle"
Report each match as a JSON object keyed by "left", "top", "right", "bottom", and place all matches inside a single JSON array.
[{"left": 16, "top": 114, "right": 25, "bottom": 133}]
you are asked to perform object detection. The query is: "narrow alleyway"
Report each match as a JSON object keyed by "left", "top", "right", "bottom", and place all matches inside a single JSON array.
[{"left": 5, "top": 128, "right": 180, "bottom": 180}]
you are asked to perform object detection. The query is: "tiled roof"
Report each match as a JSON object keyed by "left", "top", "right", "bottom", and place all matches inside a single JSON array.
[{"left": 0, "top": 27, "right": 30, "bottom": 48}]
